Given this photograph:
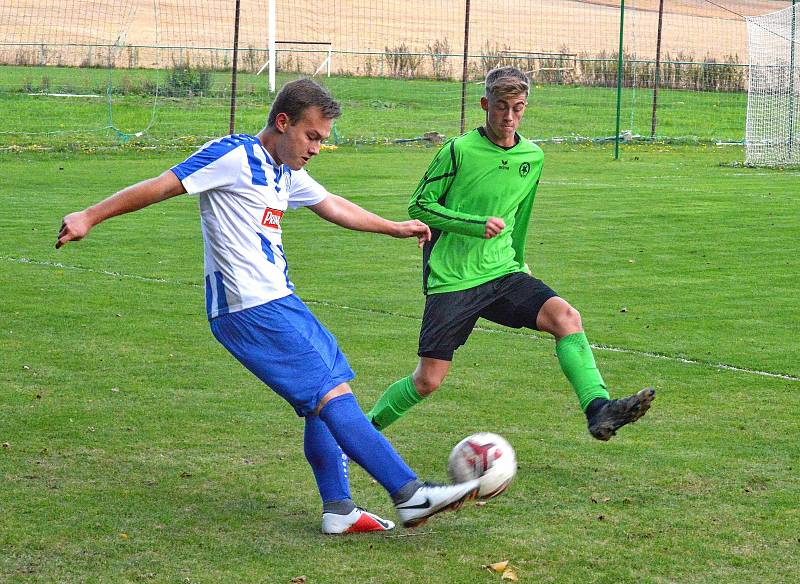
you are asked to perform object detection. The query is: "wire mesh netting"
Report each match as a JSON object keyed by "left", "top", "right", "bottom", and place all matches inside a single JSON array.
[
  {"left": 745, "top": 3, "right": 800, "bottom": 166},
  {"left": 0, "top": 1, "right": 795, "bottom": 149}
]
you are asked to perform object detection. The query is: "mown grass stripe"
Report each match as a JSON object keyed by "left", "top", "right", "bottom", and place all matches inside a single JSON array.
[{"left": 7, "top": 254, "right": 798, "bottom": 383}]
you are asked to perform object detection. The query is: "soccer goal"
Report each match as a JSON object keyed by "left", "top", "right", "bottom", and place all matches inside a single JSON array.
[
  {"left": 745, "top": 4, "right": 800, "bottom": 167},
  {"left": 258, "top": 41, "right": 333, "bottom": 81}
]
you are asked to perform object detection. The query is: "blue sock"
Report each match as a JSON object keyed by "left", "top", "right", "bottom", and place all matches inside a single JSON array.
[
  {"left": 303, "top": 414, "right": 352, "bottom": 506},
  {"left": 318, "top": 393, "right": 417, "bottom": 497}
]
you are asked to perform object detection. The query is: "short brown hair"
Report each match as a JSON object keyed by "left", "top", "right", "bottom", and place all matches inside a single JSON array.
[
  {"left": 484, "top": 67, "right": 530, "bottom": 100},
  {"left": 267, "top": 78, "right": 341, "bottom": 127}
]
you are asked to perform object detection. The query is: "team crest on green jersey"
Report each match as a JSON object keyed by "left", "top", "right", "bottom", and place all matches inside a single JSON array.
[{"left": 519, "top": 162, "right": 531, "bottom": 177}]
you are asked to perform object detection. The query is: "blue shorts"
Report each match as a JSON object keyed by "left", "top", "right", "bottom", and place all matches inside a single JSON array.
[{"left": 209, "top": 294, "right": 355, "bottom": 416}]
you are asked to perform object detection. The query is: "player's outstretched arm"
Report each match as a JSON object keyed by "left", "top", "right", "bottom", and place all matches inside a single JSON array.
[
  {"left": 308, "top": 194, "right": 431, "bottom": 247},
  {"left": 56, "top": 170, "right": 186, "bottom": 249}
]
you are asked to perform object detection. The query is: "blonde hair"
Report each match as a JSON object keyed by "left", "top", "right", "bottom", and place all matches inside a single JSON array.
[{"left": 484, "top": 67, "right": 529, "bottom": 100}]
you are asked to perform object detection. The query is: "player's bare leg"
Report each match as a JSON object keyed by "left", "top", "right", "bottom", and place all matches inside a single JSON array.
[
  {"left": 537, "top": 297, "right": 655, "bottom": 440},
  {"left": 412, "top": 357, "right": 451, "bottom": 396}
]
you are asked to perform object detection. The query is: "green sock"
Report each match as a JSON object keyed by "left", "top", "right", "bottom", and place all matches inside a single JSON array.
[
  {"left": 366, "top": 375, "right": 424, "bottom": 431},
  {"left": 556, "top": 332, "right": 610, "bottom": 411}
]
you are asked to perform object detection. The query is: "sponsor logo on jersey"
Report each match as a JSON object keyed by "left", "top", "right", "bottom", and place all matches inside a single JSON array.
[
  {"left": 498, "top": 159, "right": 509, "bottom": 170},
  {"left": 261, "top": 207, "right": 284, "bottom": 229},
  {"left": 519, "top": 161, "right": 531, "bottom": 177}
]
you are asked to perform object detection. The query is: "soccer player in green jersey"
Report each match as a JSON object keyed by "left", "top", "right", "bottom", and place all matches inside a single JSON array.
[{"left": 366, "top": 66, "right": 655, "bottom": 441}]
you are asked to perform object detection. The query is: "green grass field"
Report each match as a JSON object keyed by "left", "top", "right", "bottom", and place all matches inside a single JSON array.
[
  {"left": 1, "top": 66, "right": 748, "bottom": 148},
  {"left": 1, "top": 139, "right": 798, "bottom": 583}
]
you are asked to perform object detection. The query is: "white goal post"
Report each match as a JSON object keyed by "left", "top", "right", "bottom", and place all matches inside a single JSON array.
[
  {"left": 745, "top": 4, "right": 800, "bottom": 167},
  {"left": 261, "top": 0, "right": 330, "bottom": 92}
]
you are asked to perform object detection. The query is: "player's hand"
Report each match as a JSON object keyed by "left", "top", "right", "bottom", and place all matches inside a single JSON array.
[
  {"left": 56, "top": 211, "right": 92, "bottom": 249},
  {"left": 485, "top": 217, "right": 506, "bottom": 239},
  {"left": 392, "top": 219, "right": 432, "bottom": 248}
]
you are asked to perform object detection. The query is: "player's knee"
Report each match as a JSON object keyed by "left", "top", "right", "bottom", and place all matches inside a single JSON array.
[
  {"left": 562, "top": 306, "right": 582, "bottom": 331},
  {"left": 413, "top": 371, "right": 444, "bottom": 396},
  {"left": 547, "top": 304, "right": 582, "bottom": 337}
]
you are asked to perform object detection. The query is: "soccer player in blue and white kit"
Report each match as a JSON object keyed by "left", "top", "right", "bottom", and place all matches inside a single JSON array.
[{"left": 56, "top": 79, "right": 480, "bottom": 534}]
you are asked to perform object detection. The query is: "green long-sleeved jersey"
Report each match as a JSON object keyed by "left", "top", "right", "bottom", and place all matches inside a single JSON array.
[{"left": 409, "top": 127, "right": 544, "bottom": 294}]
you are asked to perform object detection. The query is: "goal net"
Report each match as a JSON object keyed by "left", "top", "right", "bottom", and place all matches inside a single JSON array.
[
  {"left": 745, "top": 4, "right": 800, "bottom": 167},
  {"left": 0, "top": 0, "right": 144, "bottom": 145}
]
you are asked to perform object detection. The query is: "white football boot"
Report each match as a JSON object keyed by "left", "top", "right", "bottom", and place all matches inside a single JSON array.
[
  {"left": 394, "top": 480, "right": 480, "bottom": 528},
  {"left": 322, "top": 507, "right": 395, "bottom": 535}
]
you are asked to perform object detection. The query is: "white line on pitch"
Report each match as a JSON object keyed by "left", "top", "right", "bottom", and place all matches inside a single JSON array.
[{"left": 5, "top": 254, "right": 799, "bottom": 383}]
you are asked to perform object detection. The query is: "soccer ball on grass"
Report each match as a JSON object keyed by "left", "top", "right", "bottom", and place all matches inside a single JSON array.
[{"left": 447, "top": 432, "right": 517, "bottom": 499}]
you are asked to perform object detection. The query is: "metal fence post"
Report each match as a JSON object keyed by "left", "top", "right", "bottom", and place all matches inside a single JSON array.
[
  {"left": 614, "top": 0, "right": 626, "bottom": 160},
  {"left": 460, "top": 0, "right": 471, "bottom": 135},
  {"left": 651, "top": 0, "right": 664, "bottom": 138},
  {"left": 789, "top": 0, "right": 796, "bottom": 156},
  {"left": 229, "top": 0, "right": 241, "bottom": 134}
]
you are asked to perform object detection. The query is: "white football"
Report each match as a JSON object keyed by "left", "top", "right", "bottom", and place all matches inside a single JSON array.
[{"left": 448, "top": 432, "right": 517, "bottom": 499}]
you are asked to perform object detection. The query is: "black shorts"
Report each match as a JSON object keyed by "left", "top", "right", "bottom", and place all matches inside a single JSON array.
[{"left": 418, "top": 272, "right": 558, "bottom": 361}]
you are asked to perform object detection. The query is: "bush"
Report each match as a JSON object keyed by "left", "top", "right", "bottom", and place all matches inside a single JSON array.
[
  {"left": 575, "top": 49, "right": 745, "bottom": 92},
  {"left": 163, "top": 66, "right": 212, "bottom": 97},
  {"left": 478, "top": 41, "right": 516, "bottom": 74},
  {"left": 384, "top": 43, "right": 423, "bottom": 78},
  {"left": 427, "top": 38, "right": 452, "bottom": 80}
]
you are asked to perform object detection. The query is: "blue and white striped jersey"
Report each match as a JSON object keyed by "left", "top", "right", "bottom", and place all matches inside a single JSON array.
[{"left": 171, "top": 134, "right": 329, "bottom": 319}]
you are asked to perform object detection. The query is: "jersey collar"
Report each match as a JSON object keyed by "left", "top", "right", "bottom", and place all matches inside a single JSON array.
[{"left": 477, "top": 126, "right": 521, "bottom": 151}]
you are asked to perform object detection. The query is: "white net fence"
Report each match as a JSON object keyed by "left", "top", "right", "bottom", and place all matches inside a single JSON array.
[{"left": 745, "top": 3, "right": 800, "bottom": 166}]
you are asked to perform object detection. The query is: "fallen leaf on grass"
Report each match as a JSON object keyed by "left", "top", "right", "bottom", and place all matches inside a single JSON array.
[
  {"left": 501, "top": 567, "right": 519, "bottom": 581},
  {"left": 483, "top": 560, "right": 509, "bottom": 573},
  {"left": 290, "top": 576, "right": 307, "bottom": 583},
  {"left": 483, "top": 560, "right": 520, "bottom": 581}
]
